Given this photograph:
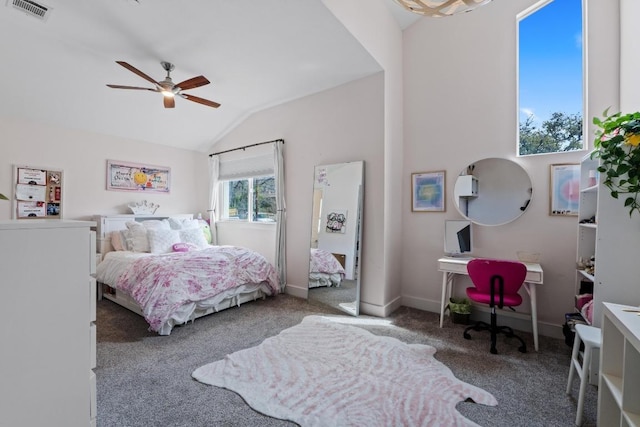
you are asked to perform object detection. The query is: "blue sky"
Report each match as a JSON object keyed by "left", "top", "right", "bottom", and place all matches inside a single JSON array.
[{"left": 519, "top": 0, "right": 582, "bottom": 125}]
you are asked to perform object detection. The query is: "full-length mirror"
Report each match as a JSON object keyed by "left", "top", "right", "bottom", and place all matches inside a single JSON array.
[
  {"left": 308, "top": 161, "right": 363, "bottom": 316},
  {"left": 453, "top": 158, "right": 532, "bottom": 226}
]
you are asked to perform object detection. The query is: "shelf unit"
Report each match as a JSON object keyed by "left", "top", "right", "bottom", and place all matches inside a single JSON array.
[
  {"left": 575, "top": 154, "right": 599, "bottom": 323},
  {"left": 598, "top": 302, "right": 640, "bottom": 426}
]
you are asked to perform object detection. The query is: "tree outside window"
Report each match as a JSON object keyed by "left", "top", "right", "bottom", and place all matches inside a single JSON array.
[{"left": 518, "top": 0, "right": 584, "bottom": 156}]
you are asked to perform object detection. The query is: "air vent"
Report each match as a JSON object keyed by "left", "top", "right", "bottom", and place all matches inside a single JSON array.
[{"left": 7, "top": 0, "right": 52, "bottom": 21}]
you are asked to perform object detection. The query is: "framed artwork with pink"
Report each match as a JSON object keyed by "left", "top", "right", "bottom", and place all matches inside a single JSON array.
[{"left": 549, "top": 163, "right": 579, "bottom": 216}]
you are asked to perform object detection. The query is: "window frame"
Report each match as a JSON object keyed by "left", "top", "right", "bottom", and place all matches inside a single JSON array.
[
  {"left": 219, "top": 175, "right": 277, "bottom": 223},
  {"left": 516, "top": 0, "right": 587, "bottom": 157}
]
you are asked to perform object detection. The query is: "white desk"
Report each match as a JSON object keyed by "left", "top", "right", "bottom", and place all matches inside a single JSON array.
[{"left": 438, "top": 257, "right": 544, "bottom": 351}]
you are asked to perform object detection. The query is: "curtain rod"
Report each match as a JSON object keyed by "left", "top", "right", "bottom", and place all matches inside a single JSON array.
[{"left": 209, "top": 138, "right": 284, "bottom": 157}]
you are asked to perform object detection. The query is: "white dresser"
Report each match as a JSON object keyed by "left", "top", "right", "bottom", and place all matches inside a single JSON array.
[{"left": 0, "top": 219, "right": 97, "bottom": 427}]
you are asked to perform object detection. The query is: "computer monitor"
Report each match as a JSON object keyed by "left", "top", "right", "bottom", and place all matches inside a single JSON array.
[{"left": 444, "top": 220, "right": 473, "bottom": 256}]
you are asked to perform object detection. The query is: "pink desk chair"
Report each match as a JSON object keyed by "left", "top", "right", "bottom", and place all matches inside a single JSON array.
[{"left": 463, "top": 258, "right": 528, "bottom": 354}]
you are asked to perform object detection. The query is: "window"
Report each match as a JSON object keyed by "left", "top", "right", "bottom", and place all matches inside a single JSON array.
[
  {"left": 221, "top": 176, "right": 276, "bottom": 222},
  {"left": 518, "top": 0, "right": 584, "bottom": 156}
]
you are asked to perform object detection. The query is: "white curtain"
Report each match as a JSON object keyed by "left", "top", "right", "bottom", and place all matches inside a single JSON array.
[
  {"left": 274, "top": 140, "right": 286, "bottom": 292},
  {"left": 208, "top": 155, "right": 220, "bottom": 245}
]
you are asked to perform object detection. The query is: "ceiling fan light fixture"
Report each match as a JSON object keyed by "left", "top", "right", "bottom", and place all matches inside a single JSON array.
[
  {"left": 394, "top": 0, "right": 492, "bottom": 17},
  {"left": 161, "top": 90, "right": 175, "bottom": 98}
]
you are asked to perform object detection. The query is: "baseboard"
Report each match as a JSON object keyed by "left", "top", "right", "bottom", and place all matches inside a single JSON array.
[
  {"left": 284, "top": 284, "right": 307, "bottom": 299},
  {"left": 360, "top": 295, "right": 403, "bottom": 318},
  {"left": 401, "top": 294, "right": 565, "bottom": 340}
]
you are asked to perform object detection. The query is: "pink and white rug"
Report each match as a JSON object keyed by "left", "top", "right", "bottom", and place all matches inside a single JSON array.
[{"left": 193, "top": 315, "right": 497, "bottom": 426}]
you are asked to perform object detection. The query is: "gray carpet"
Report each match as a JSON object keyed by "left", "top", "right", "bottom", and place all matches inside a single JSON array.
[{"left": 96, "top": 294, "right": 597, "bottom": 427}]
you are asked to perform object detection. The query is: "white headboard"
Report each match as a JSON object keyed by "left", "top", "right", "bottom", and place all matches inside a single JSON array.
[{"left": 93, "top": 214, "right": 193, "bottom": 255}]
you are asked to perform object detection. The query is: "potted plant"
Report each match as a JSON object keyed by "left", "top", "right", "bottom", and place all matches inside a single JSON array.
[
  {"left": 447, "top": 297, "right": 472, "bottom": 325},
  {"left": 0, "top": 193, "right": 7, "bottom": 201},
  {"left": 592, "top": 109, "right": 640, "bottom": 217}
]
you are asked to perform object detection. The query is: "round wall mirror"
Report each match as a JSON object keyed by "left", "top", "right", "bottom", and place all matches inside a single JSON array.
[{"left": 453, "top": 158, "right": 532, "bottom": 226}]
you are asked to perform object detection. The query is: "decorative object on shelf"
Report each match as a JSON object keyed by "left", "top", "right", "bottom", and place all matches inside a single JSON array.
[
  {"left": 394, "top": 0, "right": 492, "bottom": 18},
  {"left": 127, "top": 200, "right": 159, "bottom": 215},
  {"left": 592, "top": 109, "right": 640, "bottom": 217}
]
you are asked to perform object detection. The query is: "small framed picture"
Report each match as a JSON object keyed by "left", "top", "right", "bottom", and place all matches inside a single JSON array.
[
  {"left": 549, "top": 163, "right": 580, "bottom": 216},
  {"left": 411, "top": 170, "right": 446, "bottom": 212}
]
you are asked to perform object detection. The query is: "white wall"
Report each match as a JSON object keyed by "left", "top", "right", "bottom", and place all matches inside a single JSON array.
[
  {"left": 207, "top": 73, "right": 384, "bottom": 302},
  {"left": 323, "top": 0, "right": 405, "bottom": 316},
  {"left": 399, "top": 0, "right": 620, "bottom": 338},
  {"left": 0, "top": 117, "right": 208, "bottom": 221}
]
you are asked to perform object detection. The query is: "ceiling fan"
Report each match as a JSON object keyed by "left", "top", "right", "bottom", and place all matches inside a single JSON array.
[{"left": 106, "top": 61, "right": 221, "bottom": 109}]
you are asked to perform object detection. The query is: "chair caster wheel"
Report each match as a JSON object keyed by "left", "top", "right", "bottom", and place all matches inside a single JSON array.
[
  {"left": 518, "top": 345, "right": 527, "bottom": 353},
  {"left": 463, "top": 332, "right": 471, "bottom": 340},
  {"left": 490, "top": 347, "right": 498, "bottom": 354}
]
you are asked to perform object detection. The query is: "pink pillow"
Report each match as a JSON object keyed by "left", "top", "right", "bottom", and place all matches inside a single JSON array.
[
  {"left": 172, "top": 243, "right": 190, "bottom": 252},
  {"left": 172, "top": 242, "right": 198, "bottom": 252},
  {"left": 111, "top": 231, "right": 124, "bottom": 251}
]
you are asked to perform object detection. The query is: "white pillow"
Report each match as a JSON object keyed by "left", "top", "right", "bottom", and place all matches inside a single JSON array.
[
  {"left": 168, "top": 217, "right": 200, "bottom": 230},
  {"left": 140, "top": 219, "right": 170, "bottom": 230},
  {"left": 125, "top": 221, "right": 150, "bottom": 252},
  {"left": 148, "top": 229, "right": 181, "bottom": 254},
  {"left": 179, "top": 228, "right": 209, "bottom": 249}
]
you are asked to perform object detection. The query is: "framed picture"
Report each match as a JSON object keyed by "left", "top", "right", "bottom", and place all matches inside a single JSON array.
[
  {"left": 106, "top": 160, "right": 170, "bottom": 193},
  {"left": 550, "top": 163, "right": 580, "bottom": 216},
  {"left": 411, "top": 170, "right": 446, "bottom": 212},
  {"left": 12, "top": 165, "right": 64, "bottom": 219}
]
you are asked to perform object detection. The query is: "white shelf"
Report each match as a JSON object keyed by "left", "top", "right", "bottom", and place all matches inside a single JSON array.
[
  {"left": 577, "top": 269, "right": 595, "bottom": 282},
  {"left": 599, "top": 303, "right": 640, "bottom": 426},
  {"left": 579, "top": 223, "right": 597, "bottom": 229}
]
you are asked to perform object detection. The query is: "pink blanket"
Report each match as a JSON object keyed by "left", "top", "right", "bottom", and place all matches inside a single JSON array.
[{"left": 117, "top": 246, "right": 279, "bottom": 332}]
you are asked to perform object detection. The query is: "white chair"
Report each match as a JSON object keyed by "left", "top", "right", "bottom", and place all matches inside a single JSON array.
[{"left": 566, "top": 323, "right": 601, "bottom": 426}]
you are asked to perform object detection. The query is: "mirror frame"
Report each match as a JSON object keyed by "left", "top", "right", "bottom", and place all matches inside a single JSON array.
[
  {"left": 453, "top": 158, "right": 532, "bottom": 226},
  {"left": 307, "top": 161, "right": 363, "bottom": 316}
]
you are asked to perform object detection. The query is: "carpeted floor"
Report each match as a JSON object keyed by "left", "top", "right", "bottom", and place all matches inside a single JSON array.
[{"left": 96, "top": 294, "right": 597, "bottom": 427}]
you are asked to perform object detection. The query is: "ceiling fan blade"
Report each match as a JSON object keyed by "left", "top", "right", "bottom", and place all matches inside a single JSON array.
[
  {"left": 164, "top": 96, "right": 176, "bottom": 109},
  {"left": 181, "top": 93, "right": 221, "bottom": 109},
  {"left": 106, "top": 84, "right": 158, "bottom": 91},
  {"left": 175, "top": 75, "right": 210, "bottom": 91},
  {"left": 115, "top": 61, "right": 160, "bottom": 86}
]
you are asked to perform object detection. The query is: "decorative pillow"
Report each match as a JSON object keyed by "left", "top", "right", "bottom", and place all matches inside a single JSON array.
[
  {"left": 140, "top": 219, "right": 170, "bottom": 230},
  {"left": 172, "top": 242, "right": 199, "bottom": 252},
  {"left": 179, "top": 227, "right": 209, "bottom": 249},
  {"left": 111, "top": 231, "right": 125, "bottom": 251},
  {"left": 168, "top": 217, "right": 200, "bottom": 230},
  {"left": 125, "top": 221, "right": 150, "bottom": 252},
  {"left": 147, "top": 229, "right": 181, "bottom": 254},
  {"left": 201, "top": 222, "right": 212, "bottom": 244},
  {"left": 119, "top": 230, "right": 131, "bottom": 251}
]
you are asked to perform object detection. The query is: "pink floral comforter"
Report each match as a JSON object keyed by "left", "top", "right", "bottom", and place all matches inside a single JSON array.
[
  {"left": 116, "top": 246, "right": 279, "bottom": 333},
  {"left": 309, "top": 248, "right": 345, "bottom": 276}
]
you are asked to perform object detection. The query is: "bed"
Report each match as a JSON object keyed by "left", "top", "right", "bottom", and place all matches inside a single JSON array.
[
  {"left": 94, "top": 214, "right": 279, "bottom": 335},
  {"left": 308, "top": 248, "right": 346, "bottom": 288}
]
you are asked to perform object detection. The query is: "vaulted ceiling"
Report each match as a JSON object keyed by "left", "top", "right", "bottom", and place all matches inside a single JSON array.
[{"left": 1, "top": 0, "right": 419, "bottom": 152}]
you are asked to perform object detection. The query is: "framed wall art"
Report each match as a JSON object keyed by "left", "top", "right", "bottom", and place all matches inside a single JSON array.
[
  {"left": 106, "top": 160, "right": 170, "bottom": 193},
  {"left": 411, "top": 170, "right": 446, "bottom": 212},
  {"left": 12, "top": 165, "right": 64, "bottom": 219},
  {"left": 550, "top": 163, "right": 580, "bottom": 216}
]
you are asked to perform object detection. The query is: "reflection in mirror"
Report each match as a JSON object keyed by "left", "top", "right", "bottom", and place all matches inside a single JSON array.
[
  {"left": 453, "top": 158, "right": 532, "bottom": 226},
  {"left": 308, "top": 161, "right": 364, "bottom": 316},
  {"left": 444, "top": 220, "right": 473, "bottom": 257}
]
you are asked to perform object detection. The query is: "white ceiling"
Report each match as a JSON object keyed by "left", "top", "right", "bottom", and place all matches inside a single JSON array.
[{"left": 1, "top": 0, "right": 420, "bottom": 153}]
